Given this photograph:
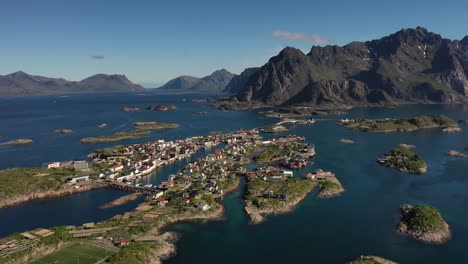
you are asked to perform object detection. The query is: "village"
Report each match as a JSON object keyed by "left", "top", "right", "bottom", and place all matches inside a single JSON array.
[{"left": 0, "top": 127, "right": 345, "bottom": 263}]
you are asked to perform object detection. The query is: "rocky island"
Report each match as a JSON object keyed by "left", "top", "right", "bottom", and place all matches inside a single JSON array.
[
  {"left": 0, "top": 138, "right": 33, "bottom": 145},
  {"left": 120, "top": 107, "right": 140, "bottom": 112},
  {"left": 258, "top": 124, "right": 288, "bottom": 133},
  {"left": 447, "top": 150, "right": 468, "bottom": 158},
  {"left": 377, "top": 147, "right": 427, "bottom": 174},
  {"left": 337, "top": 115, "right": 458, "bottom": 133},
  {"left": 52, "top": 129, "right": 73, "bottom": 134},
  {"left": 146, "top": 104, "right": 177, "bottom": 111},
  {"left": 244, "top": 169, "right": 317, "bottom": 224},
  {"left": 259, "top": 107, "right": 347, "bottom": 119},
  {"left": 80, "top": 121, "right": 179, "bottom": 143},
  {"left": 397, "top": 204, "right": 451, "bottom": 244}
]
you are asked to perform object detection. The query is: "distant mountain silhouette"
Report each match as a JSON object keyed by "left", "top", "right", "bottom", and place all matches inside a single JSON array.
[
  {"left": 158, "top": 69, "right": 235, "bottom": 92},
  {"left": 0, "top": 71, "right": 144, "bottom": 96}
]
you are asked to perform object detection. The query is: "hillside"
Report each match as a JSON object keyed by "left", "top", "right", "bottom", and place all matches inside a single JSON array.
[
  {"left": 158, "top": 69, "right": 235, "bottom": 92},
  {"left": 0, "top": 71, "right": 144, "bottom": 96},
  {"left": 226, "top": 27, "right": 468, "bottom": 108}
]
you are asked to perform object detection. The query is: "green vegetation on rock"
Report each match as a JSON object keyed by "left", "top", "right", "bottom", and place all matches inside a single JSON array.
[
  {"left": 0, "top": 167, "right": 76, "bottom": 201},
  {"left": 378, "top": 147, "right": 427, "bottom": 174},
  {"left": 342, "top": 115, "right": 457, "bottom": 132},
  {"left": 81, "top": 122, "right": 179, "bottom": 143},
  {"left": 402, "top": 205, "right": 445, "bottom": 233},
  {"left": 106, "top": 242, "right": 158, "bottom": 264}
]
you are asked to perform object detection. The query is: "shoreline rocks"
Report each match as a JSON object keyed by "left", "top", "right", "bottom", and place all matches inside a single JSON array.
[
  {"left": 339, "top": 139, "right": 355, "bottom": 144},
  {"left": 317, "top": 179, "right": 345, "bottom": 198},
  {"left": 146, "top": 104, "right": 176, "bottom": 111},
  {"left": 447, "top": 150, "right": 468, "bottom": 158},
  {"left": 442, "top": 127, "right": 461, "bottom": 132},
  {"left": 121, "top": 107, "right": 140, "bottom": 112},
  {"left": 244, "top": 182, "right": 317, "bottom": 224},
  {"left": 397, "top": 143, "right": 416, "bottom": 149},
  {"left": 53, "top": 129, "right": 73, "bottom": 134}
]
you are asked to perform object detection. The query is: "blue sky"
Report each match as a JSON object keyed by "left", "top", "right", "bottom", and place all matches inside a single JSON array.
[{"left": 1, "top": 0, "right": 467, "bottom": 86}]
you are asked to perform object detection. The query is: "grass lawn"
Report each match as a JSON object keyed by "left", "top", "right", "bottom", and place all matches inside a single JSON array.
[{"left": 29, "top": 242, "right": 110, "bottom": 264}]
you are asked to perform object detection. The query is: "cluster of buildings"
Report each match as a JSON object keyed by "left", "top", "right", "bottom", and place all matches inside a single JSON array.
[
  {"left": 304, "top": 169, "right": 336, "bottom": 180},
  {"left": 93, "top": 135, "right": 227, "bottom": 184}
]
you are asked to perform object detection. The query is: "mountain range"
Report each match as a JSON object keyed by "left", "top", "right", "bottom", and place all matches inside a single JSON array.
[
  {"left": 157, "top": 69, "right": 235, "bottom": 92},
  {"left": 228, "top": 27, "right": 468, "bottom": 108},
  {"left": 0, "top": 71, "right": 144, "bottom": 96}
]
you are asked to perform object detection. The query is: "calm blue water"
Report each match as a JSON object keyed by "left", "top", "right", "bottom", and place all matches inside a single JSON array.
[{"left": 1, "top": 92, "right": 467, "bottom": 263}]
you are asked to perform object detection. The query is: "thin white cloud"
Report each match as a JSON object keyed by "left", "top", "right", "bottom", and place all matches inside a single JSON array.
[
  {"left": 90, "top": 55, "right": 105, "bottom": 60},
  {"left": 272, "top": 30, "right": 331, "bottom": 44}
]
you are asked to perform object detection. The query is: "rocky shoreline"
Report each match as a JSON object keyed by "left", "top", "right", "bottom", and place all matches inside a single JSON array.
[
  {"left": 339, "top": 139, "right": 355, "bottom": 144},
  {"left": 244, "top": 182, "right": 317, "bottom": 224},
  {"left": 0, "top": 182, "right": 106, "bottom": 209},
  {"left": 145, "top": 178, "right": 242, "bottom": 263},
  {"left": 317, "top": 180, "right": 345, "bottom": 198},
  {"left": 447, "top": 150, "right": 468, "bottom": 158},
  {"left": 397, "top": 204, "right": 451, "bottom": 244},
  {"left": 349, "top": 255, "right": 398, "bottom": 264}
]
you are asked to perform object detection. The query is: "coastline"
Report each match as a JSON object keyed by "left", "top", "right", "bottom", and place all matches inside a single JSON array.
[
  {"left": 146, "top": 176, "right": 242, "bottom": 263},
  {"left": 244, "top": 182, "right": 317, "bottom": 224},
  {"left": 0, "top": 182, "right": 106, "bottom": 209}
]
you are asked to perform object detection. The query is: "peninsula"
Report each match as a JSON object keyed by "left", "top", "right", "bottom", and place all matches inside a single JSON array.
[
  {"left": 0, "top": 129, "right": 326, "bottom": 263},
  {"left": 397, "top": 204, "right": 451, "bottom": 244},
  {"left": 80, "top": 121, "right": 179, "bottom": 144},
  {"left": 337, "top": 115, "right": 458, "bottom": 132},
  {"left": 377, "top": 147, "right": 427, "bottom": 174}
]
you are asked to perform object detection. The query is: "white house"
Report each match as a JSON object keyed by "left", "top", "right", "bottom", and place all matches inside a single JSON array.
[
  {"left": 69, "top": 175, "right": 89, "bottom": 183},
  {"left": 197, "top": 202, "right": 210, "bottom": 211},
  {"left": 281, "top": 170, "right": 294, "bottom": 178},
  {"left": 46, "top": 162, "right": 61, "bottom": 169}
]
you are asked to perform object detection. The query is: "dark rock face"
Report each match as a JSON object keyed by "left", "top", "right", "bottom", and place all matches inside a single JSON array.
[
  {"left": 236, "top": 27, "right": 468, "bottom": 107},
  {"left": 0, "top": 71, "right": 144, "bottom": 96},
  {"left": 224, "top": 67, "right": 259, "bottom": 94},
  {"left": 455, "top": 36, "right": 468, "bottom": 53},
  {"left": 158, "top": 69, "right": 235, "bottom": 92}
]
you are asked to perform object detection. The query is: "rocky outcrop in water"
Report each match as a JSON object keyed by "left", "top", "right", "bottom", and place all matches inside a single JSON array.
[{"left": 397, "top": 204, "right": 451, "bottom": 244}]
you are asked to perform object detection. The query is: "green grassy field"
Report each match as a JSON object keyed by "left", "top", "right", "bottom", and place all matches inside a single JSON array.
[{"left": 29, "top": 242, "right": 110, "bottom": 264}]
